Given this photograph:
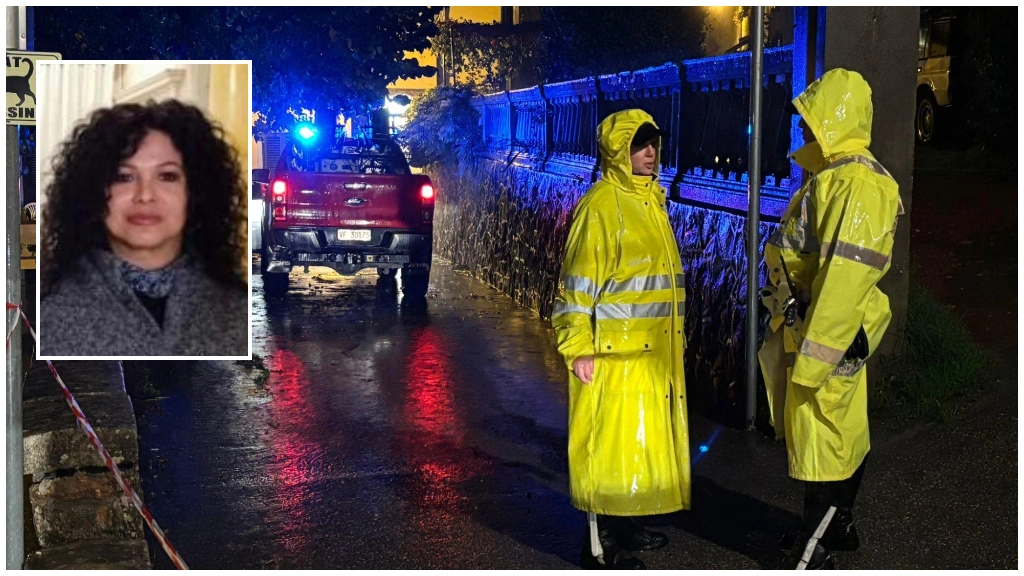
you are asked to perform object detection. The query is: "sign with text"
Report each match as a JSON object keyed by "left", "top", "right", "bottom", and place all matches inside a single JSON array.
[{"left": 6, "top": 50, "right": 61, "bottom": 125}]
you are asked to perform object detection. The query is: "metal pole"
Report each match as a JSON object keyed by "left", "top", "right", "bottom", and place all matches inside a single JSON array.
[
  {"left": 745, "top": 6, "right": 765, "bottom": 430},
  {"left": 7, "top": 5, "right": 27, "bottom": 569}
]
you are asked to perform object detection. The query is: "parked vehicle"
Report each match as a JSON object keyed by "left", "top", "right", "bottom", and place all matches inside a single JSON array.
[
  {"left": 256, "top": 129, "right": 435, "bottom": 298},
  {"left": 250, "top": 174, "right": 266, "bottom": 253},
  {"left": 916, "top": 9, "right": 955, "bottom": 144}
]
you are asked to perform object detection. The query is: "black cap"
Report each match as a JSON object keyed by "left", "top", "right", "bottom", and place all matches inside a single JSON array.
[{"left": 631, "top": 122, "right": 669, "bottom": 147}]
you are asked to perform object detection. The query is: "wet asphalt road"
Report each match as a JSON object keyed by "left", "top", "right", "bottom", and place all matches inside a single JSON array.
[
  {"left": 133, "top": 260, "right": 584, "bottom": 569},
  {"left": 128, "top": 256, "right": 1016, "bottom": 570}
]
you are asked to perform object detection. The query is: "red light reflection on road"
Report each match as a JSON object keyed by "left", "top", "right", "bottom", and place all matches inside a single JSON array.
[
  {"left": 264, "top": 346, "right": 323, "bottom": 554},
  {"left": 405, "top": 327, "right": 459, "bottom": 442},
  {"left": 399, "top": 326, "right": 490, "bottom": 519}
]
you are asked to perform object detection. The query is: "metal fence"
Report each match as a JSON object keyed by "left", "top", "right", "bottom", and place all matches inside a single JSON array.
[{"left": 471, "top": 46, "right": 797, "bottom": 218}]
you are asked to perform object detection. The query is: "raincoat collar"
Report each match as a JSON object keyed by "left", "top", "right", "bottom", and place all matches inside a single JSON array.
[
  {"left": 598, "top": 109, "right": 663, "bottom": 194},
  {"left": 790, "top": 68, "right": 874, "bottom": 166},
  {"left": 789, "top": 140, "right": 828, "bottom": 175},
  {"left": 631, "top": 174, "right": 665, "bottom": 203}
]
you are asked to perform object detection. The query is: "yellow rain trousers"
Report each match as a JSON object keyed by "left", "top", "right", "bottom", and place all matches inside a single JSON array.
[
  {"left": 552, "top": 109, "right": 690, "bottom": 516},
  {"left": 759, "top": 69, "right": 905, "bottom": 482}
]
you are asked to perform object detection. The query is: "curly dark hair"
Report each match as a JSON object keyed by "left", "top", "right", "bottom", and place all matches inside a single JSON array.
[{"left": 41, "top": 99, "right": 247, "bottom": 295}]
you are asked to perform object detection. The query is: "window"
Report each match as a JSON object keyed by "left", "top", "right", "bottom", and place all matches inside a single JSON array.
[
  {"left": 285, "top": 138, "right": 410, "bottom": 175},
  {"left": 928, "top": 21, "right": 950, "bottom": 59},
  {"left": 918, "top": 26, "right": 929, "bottom": 59}
]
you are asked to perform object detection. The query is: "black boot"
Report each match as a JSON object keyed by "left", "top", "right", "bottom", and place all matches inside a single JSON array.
[
  {"left": 823, "top": 508, "right": 859, "bottom": 551},
  {"left": 580, "top": 543, "right": 647, "bottom": 570},
  {"left": 828, "top": 458, "right": 868, "bottom": 551},
  {"left": 779, "top": 482, "right": 838, "bottom": 570},
  {"left": 603, "top": 516, "right": 669, "bottom": 552},
  {"left": 778, "top": 507, "right": 859, "bottom": 552},
  {"left": 780, "top": 538, "right": 836, "bottom": 570},
  {"left": 780, "top": 459, "right": 868, "bottom": 553},
  {"left": 580, "top": 521, "right": 646, "bottom": 569}
]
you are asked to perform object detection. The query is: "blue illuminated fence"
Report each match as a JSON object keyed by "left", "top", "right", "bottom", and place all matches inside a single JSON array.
[{"left": 471, "top": 46, "right": 798, "bottom": 218}]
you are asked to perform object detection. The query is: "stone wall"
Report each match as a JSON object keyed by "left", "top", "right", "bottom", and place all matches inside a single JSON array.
[
  {"left": 430, "top": 160, "right": 778, "bottom": 426},
  {"left": 669, "top": 202, "right": 778, "bottom": 426},
  {"left": 430, "top": 161, "right": 589, "bottom": 319},
  {"left": 22, "top": 360, "right": 151, "bottom": 569}
]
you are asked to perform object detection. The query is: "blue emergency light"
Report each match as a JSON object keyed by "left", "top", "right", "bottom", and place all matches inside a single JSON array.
[{"left": 297, "top": 125, "right": 316, "bottom": 140}]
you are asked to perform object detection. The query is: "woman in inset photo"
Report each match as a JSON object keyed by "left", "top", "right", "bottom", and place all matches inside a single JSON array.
[{"left": 39, "top": 100, "right": 248, "bottom": 357}]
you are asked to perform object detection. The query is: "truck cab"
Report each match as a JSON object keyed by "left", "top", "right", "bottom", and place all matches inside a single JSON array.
[
  {"left": 257, "top": 128, "right": 435, "bottom": 298},
  {"left": 917, "top": 9, "right": 955, "bottom": 144}
]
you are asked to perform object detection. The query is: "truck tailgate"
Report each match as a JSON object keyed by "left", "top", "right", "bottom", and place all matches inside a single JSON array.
[{"left": 278, "top": 173, "right": 430, "bottom": 231}]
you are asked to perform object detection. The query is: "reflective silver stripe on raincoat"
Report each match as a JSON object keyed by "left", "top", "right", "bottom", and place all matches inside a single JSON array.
[
  {"left": 798, "top": 338, "right": 846, "bottom": 365},
  {"left": 563, "top": 275, "right": 600, "bottom": 300},
  {"left": 821, "top": 155, "right": 893, "bottom": 180},
  {"left": 595, "top": 302, "right": 674, "bottom": 320},
  {"left": 604, "top": 274, "right": 674, "bottom": 294},
  {"left": 553, "top": 302, "right": 593, "bottom": 318},
  {"left": 821, "top": 241, "right": 890, "bottom": 271}
]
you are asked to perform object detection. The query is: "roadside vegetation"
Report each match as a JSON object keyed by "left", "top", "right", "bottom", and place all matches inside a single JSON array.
[{"left": 873, "top": 281, "right": 990, "bottom": 425}]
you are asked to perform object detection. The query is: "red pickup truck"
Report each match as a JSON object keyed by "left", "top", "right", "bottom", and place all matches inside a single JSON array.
[{"left": 256, "top": 134, "right": 435, "bottom": 299}]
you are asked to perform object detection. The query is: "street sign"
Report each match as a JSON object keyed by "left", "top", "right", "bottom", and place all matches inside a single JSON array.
[{"left": 6, "top": 50, "right": 61, "bottom": 126}]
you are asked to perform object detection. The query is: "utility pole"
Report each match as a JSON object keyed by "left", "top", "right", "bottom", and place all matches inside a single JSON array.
[
  {"left": 6, "top": 5, "right": 26, "bottom": 569},
  {"left": 745, "top": 5, "right": 764, "bottom": 431}
]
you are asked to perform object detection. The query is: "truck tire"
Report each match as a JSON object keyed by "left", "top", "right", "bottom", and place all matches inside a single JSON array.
[
  {"left": 916, "top": 93, "right": 937, "bottom": 144},
  {"left": 260, "top": 244, "right": 289, "bottom": 297}
]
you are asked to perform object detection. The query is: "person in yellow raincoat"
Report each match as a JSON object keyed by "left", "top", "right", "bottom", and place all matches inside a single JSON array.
[
  {"left": 552, "top": 109, "right": 690, "bottom": 570},
  {"left": 758, "top": 68, "right": 904, "bottom": 569}
]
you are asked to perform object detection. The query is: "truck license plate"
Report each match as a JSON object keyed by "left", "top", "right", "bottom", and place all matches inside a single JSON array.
[{"left": 338, "top": 229, "right": 371, "bottom": 242}]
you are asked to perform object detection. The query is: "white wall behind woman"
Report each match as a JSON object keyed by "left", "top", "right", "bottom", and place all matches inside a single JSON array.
[
  {"left": 113, "top": 62, "right": 210, "bottom": 110},
  {"left": 36, "top": 62, "right": 115, "bottom": 207}
]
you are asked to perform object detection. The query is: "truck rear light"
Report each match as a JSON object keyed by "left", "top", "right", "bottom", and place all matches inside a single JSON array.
[
  {"left": 419, "top": 182, "right": 435, "bottom": 224},
  {"left": 272, "top": 180, "right": 287, "bottom": 204},
  {"left": 273, "top": 206, "right": 287, "bottom": 221}
]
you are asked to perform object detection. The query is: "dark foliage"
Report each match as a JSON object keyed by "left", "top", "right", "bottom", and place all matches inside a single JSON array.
[
  {"left": 431, "top": 19, "right": 544, "bottom": 93},
  {"left": 541, "top": 7, "right": 708, "bottom": 83},
  {"left": 19, "top": 126, "right": 36, "bottom": 208},
  {"left": 399, "top": 87, "right": 484, "bottom": 168},
  {"left": 948, "top": 7, "right": 1016, "bottom": 162},
  {"left": 34, "top": 7, "right": 442, "bottom": 133}
]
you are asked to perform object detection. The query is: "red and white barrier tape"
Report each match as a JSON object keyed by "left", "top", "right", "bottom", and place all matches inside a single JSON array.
[
  {"left": 6, "top": 303, "right": 189, "bottom": 569},
  {"left": 6, "top": 302, "right": 22, "bottom": 350}
]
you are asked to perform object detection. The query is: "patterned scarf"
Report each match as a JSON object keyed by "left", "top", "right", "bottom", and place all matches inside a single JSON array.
[{"left": 114, "top": 255, "right": 183, "bottom": 299}]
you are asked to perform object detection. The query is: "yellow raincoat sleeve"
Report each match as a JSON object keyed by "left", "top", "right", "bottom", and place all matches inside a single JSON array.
[
  {"left": 791, "top": 176, "right": 897, "bottom": 388},
  {"left": 552, "top": 194, "right": 618, "bottom": 370}
]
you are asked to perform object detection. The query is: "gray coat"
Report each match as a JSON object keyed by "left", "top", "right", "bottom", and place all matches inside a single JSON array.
[{"left": 40, "top": 252, "right": 248, "bottom": 357}]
